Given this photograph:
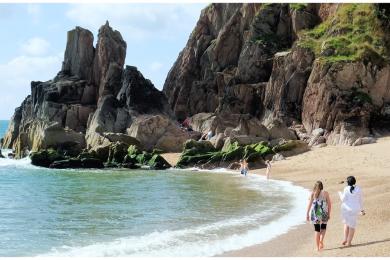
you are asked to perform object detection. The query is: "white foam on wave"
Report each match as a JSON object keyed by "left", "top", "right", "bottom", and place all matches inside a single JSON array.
[
  {"left": 0, "top": 153, "right": 36, "bottom": 170},
  {"left": 40, "top": 168, "right": 309, "bottom": 257}
]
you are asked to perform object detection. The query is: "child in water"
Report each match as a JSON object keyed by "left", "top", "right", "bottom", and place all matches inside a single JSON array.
[
  {"left": 239, "top": 159, "right": 249, "bottom": 176},
  {"left": 265, "top": 160, "right": 272, "bottom": 180}
]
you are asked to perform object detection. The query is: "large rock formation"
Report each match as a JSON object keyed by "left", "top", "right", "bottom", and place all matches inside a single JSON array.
[
  {"left": 163, "top": 3, "right": 390, "bottom": 146},
  {"left": 5, "top": 3, "right": 390, "bottom": 165},
  {"left": 163, "top": 3, "right": 319, "bottom": 121},
  {"left": 2, "top": 21, "right": 193, "bottom": 159}
]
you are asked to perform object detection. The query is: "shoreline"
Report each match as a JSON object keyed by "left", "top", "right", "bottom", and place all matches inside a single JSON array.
[
  {"left": 2, "top": 140, "right": 390, "bottom": 256},
  {"left": 221, "top": 136, "right": 390, "bottom": 256}
]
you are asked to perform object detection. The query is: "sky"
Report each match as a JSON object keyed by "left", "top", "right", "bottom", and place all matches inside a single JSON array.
[{"left": 0, "top": 3, "right": 206, "bottom": 119}]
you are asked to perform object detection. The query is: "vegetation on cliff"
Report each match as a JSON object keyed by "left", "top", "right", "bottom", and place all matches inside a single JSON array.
[{"left": 298, "top": 4, "right": 389, "bottom": 64}]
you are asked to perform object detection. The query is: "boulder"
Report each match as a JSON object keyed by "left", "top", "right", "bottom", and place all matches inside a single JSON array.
[
  {"left": 148, "top": 154, "right": 171, "bottom": 170},
  {"left": 272, "top": 140, "right": 309, "bottom": 157},
  {"left": 224, "top": 135, "right": 269, "bottom": 148},
  {"left": 209, "top": 133, "right": 225, "bottom": 150},
  {"left": 189, "top": 113, "right": 216, "bottom": 133},
  {"left": 102, "top": 132, "right": 140, "bottom": 146},
  {"left": 107, "top": 141, "right": 129, "bottom": 164},
  {"left": 352, "top": 137, "right": 376, "bottom": 146},
  {"left": 91, "top": 144, "right": 110, "bottom": 162},
  {"left": 309, "top": 135, "right": 326, "bottom": 147},
  {"left": 267, "top": 120, "right": 297, "bottom": 140},
  {"left": 39, "top": 123, "right": 86, "bottom": 156},
  {"left": 127, "top": 115, "right": 199, "bottom": 152},
  {"left": 230, "top": 117, "right": 270, "bottom": 139},
  {"left": 312, "top": 128, "right": 325, "bottom": 137},
  {"left": 272, "top": 153, "right": 285, "bottom": 161},
  {"left": 49, "top": 158, "right": 82, "bottom": 169},
  {"left": 30, "top": 149, "right": 65, "bottom": 167},
  {"left": 0, "top": 150, "right": 4, "bottom": 158},
  {"left": 80, "top": 158, "right": 104, "bottom": 168},
  {"left": 177, "top": 138, "right": 273, "bottom": 169},
  {"left": 85, "top": 95, "right": 129, "bottom": 150},
  {"left": 183, "top": 139, "right": 217, "bottom": 153}
]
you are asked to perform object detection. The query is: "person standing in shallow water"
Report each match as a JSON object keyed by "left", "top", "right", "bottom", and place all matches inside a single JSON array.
[
  {"left": 306, "top": 181, "right": 332, "bottom": 251},
  {"left": 339, "top": 176, "right": 365, "bottom": 247},
  {"left": 265, "top": 160, "right": 271, "bottom": 179},
  {"left": 239, "top": 159, "right": 249, "bottom": 176}
]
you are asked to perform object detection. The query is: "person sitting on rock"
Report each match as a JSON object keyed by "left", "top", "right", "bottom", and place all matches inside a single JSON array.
[
  {"left": 207, "top": 130, "right": 213, "bottom": 140},
  {"left": 180, "top": 117, "right": 193, "bottom": 132}
]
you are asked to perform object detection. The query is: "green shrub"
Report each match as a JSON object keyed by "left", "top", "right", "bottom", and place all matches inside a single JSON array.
[
  {"left": 289, "top": 3, "right": 307, "bottom": 11},
  {"left": 298, "top": 4, "right": 388, "bottom": 64}
]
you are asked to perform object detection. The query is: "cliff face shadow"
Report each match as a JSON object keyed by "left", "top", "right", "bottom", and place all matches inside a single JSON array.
[{"left": 324, "top": 238, "right": 390, "bottom": 251}]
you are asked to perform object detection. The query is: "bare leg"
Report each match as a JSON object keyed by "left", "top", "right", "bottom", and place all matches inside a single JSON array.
[
  {"left": 315, "top": 232, "right": 321, "bottom": 251},
  {"left": 342, "top": 224, "right": 349, "bottom": 245},
  {"left": 266, "top": 169, "right": 269, "bottom": 179},
  {"left": 347, "top": 227, "right": 355, "bottom": 246},
  {"left": 319, "top": 229, "right": 326, "bottom": 249}
]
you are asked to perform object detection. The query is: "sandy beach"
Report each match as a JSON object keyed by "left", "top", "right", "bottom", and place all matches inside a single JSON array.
[{"left": 164, "top": 137, "right": 390, "bottom": 257}]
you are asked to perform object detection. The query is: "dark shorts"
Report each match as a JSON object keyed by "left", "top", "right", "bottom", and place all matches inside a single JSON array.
[{"left": 314, "top": 223, "right": 327, "bottom": 232}]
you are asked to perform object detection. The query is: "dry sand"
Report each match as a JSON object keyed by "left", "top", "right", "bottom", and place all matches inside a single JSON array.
[{"left": 163, "top": 137, "right": 390, "bottom": 257}]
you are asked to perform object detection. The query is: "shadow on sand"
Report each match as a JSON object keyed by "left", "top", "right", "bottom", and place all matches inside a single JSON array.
[{"left": 324, "top": 238, "right": 390, "bottom": 251}]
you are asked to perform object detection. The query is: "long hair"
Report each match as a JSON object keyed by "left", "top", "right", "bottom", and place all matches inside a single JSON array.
[
  {"left": 313, "top": 181, "right": 324, "bottom": 198},
  {"left": 347, "top": 176, "right": 356, "bottom": 193}
]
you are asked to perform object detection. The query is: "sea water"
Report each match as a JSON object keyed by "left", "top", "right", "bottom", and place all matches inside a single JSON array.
[
  {"left": 0, "top": 120, "right": 9, "bottom": 139},
  {"left": 0, "top": 132, "right": 308, "bottom": 256}
]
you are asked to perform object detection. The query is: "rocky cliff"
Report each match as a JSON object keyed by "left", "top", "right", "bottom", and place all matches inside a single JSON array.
[
  {"left": 2, "top": 21, "right": 194, "bottom": 159},
  {"left": 163, "top": 3, "right": 390, "bottom": 146},
  {"left": 3, "top": 3, "right": 390, "bottom": 164}
]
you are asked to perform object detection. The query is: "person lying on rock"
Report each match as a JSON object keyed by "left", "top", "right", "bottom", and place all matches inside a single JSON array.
[{"left": 199, "top": 130, "right": 213, "bottom": 141}]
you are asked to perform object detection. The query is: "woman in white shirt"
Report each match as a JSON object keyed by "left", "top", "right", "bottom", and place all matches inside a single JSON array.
[{"left": 339, "top": 176, "right": 365, "bottom": 246}]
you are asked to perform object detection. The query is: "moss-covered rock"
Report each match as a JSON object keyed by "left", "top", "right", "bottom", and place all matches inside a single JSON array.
[
  {"left": 127, "top": 145, "right": 141, "bottom": 157},
  {"left": 249, "top": 142, "right": 274, "bottom": 157},
  {"left": 272, "top": 140, "right": 309, "bottom": 156},
  {"left": 107, "top": 141, "right": 129, "bottom": 164},
  {"left": 177, "top": 140, "right": 274, "bottom": 168},
  {"left": 177, "top": 152, "right": 216, "bottom": 168},
  {"left": 30, "top": 149, "right": 65, "bottom": 167},
  {"left": 183, "top": 139, "right": 217, "bottom": 153},
  {"left": 148, "top": 154, "right": 171, "bottom": 170},
  {"left": 77, "top": 150, "right": 99, "bottom": 160},
  {"left": 49, "top": 158, "right": 82, "bottom": 169},
  {"left": 136, "top": 152, "right": 153, "bottom": 165},
  {"left": 80, "top": 158, "right": 104, "bottom": 169},
  {"left": 104, "top": 161, "right": 121, "bottom": 168}
]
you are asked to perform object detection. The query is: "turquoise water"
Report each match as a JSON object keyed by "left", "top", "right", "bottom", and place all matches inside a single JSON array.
[
  {"left": 0, "top": 158, "right": 307, "bottom": 256},
  {"left": 0, "top": 120, "right": 9, "bottom": 139}
]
